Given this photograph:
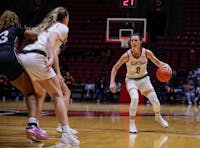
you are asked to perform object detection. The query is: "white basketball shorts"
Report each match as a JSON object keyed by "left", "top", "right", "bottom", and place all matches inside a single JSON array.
[{"left": 18, "top": 52, "right": 56, "bottom": 81}]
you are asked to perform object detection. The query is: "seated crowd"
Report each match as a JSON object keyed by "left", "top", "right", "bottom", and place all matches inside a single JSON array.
[{"left": 0, "top": 67, "right": 200, "bottom": 105}]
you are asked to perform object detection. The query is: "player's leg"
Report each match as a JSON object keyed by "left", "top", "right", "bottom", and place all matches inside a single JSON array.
[
  {"left": 33, "top": 81, "right": 46, "bottom": 119},
  {"left": 56, "top": 83, "right": 78, "bottom": 134},
  {"left": 61, "top": 82, "right": 70, "bottom": 112},
  {"left": 128, "top": 88, "right": 139, "bottom": 133},
  {"left": 141, "top": 77, "right": 168, "bottom": 128},
  {"left": 38, "top": 77, "right": 80, "bottom": 145},
  {"left": 18, "top": 52, "right": 79, "bottom": 145},
  {"left": 2, "top": 50, "right": 48, "bottom": 141},
  {"left": 126, "top": 78, "right": 138, "bottom": 133},
  {"left": 10, "top": 71, "right": 48, "bottom": 141},
  {"left": 32, "top": 81, "right": 47, "bottom": 133}
]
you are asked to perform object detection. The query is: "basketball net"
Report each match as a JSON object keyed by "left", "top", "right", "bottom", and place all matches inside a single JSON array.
[{"left": 120, "top": 36, "right": 129, "bottom": 48}]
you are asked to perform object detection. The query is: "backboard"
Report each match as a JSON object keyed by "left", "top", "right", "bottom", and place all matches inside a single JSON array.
[{"left": 105, "top": 18, "right": 147, "bottom": 43}]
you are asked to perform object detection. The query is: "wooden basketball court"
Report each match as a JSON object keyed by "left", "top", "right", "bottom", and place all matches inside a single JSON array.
[{"left": 0, "top": 101, "right": 200, "bottom": 148}]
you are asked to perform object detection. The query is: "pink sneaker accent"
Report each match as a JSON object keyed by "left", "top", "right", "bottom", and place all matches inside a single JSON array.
[{"left": 26, "top": 124, "right": 48, "bottom": 141}]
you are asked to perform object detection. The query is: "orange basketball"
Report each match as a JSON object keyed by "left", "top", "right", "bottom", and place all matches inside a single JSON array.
[{"left": 156, "top": 66, "right": 172, "bottom": 82}]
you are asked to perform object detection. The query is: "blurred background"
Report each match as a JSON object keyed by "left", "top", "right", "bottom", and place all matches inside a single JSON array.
[{"left": 0, "top": 0, "right": 199, "bottom": 106}]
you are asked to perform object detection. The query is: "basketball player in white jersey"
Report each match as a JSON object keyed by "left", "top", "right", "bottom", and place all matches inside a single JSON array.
[
  {"left": 28, "top": 8, "right": 78, "bottom": 135},
  {"left": 18, "top": 7, "right": 80, "bottom": 145},
  {"left": 109, "top": 33, "right": 171, "bottom": 133},
  {"left": 34, "top": 45, "right": 78, "bottom": 135}
]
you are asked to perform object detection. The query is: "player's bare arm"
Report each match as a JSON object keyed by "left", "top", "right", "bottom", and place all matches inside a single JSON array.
[
  {"left": 146, "top": 49, "right": 172, "bottom": 72},
  {"left": 24, "top": 30, "right": 38, "bottom": 40},
  {"left": 146, "top": 49, "right": 165, "bottom": 67},
  {"left": 110, "top": 52, "right": 128, "bottom": 93},
  {"left": 46, "top": 32, "right": 58, "bottom": 71}
]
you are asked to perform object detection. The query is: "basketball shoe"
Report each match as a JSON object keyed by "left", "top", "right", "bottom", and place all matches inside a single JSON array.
[
  {"left": 37, "top": 121, "right": 46, "bottom": 134},
  {"left": 129, "top": 120, "right": 137, "bottom": 133},
  {"left": 26, "top": 123, "right": 48, "bottom": 141},
  {"left": 56, "top": 124, "right": 78, "bottom": 135},
  {"left": 155, "top": 114, "right": 168, "bottom": 128},
  {"left": 60, "top": 132, "right": 80, "bottom": 146}
]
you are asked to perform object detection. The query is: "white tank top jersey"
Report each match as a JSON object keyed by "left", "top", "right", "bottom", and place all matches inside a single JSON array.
[
  {"left": 125, "top": 47, "right": 148, "bottom": 79},
  {"left": 23, "top": 22, "right": 69, "bottom": 56}
]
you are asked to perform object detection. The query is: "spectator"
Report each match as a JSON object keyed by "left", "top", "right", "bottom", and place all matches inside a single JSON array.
[
  {"left": 194, "top": 67, "right": 200, "bottom": 77},
  {"left": 187, "top": 70, "right": 195, "bottom": 82},
  {"left": 107, "top": 80, "right": 122, "bottom": 102},
  {"left": 95, "top": 76, "right": 107, "bottom": 103},
  {"left": 185, "top": 80, "right": 195, "bottom": 105},
  {"left": 64, "top": 71, "right": 74, "bottom": 89},
  {"left": 116, "top": 80, "right": 122, "bottom": 94},
  {"left": 85, "top": 79, "right": 95, "bottom": 98},
  {"left": 158, "top": 82, "right": 173, "bottom": 104}
]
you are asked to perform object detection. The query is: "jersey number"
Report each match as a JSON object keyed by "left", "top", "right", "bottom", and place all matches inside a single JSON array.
[
  {"left": 136, "top": 67, "right": 141, "bottom": 74},
  {"left": 0, "top": 30, "right": 9, "bottom": 43}
]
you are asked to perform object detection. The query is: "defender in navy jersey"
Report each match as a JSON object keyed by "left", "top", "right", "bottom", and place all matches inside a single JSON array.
[
  {"left": 0, "top": 10, "right": 48, "bottom": 141},
  {"left": 109, "top": 33, "right": 172, "bottom": 133},
  {"left": 0, "top": 26, "right": 25, "bottom": 80}
]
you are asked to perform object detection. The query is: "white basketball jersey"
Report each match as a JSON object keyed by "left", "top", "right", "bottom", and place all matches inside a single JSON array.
[
  {"left": 24, "top": 22, "right": 69, "bottom": 56},
  {"left": 126, "top": 48, "right": 148, "bottom": 78}
]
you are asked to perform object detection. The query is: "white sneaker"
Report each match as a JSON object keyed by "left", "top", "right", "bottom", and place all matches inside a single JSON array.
[
  {"left": 69, "top": 128, "right": 78, "bottom": 135},
  {"left": 155, "top": 115, "right": 168, "bottom": 128},
  {"left": 129, "top": 121, "right": 137, "bottom": 133},
  {"left": 56, "top": 125, "right": 62, "bottom": 133},
  {"left": 56, "top": 125, "right": 78, "bottom": 135},
  {"left": 61, "top": 133, "right": 80, "bottom": 146}
]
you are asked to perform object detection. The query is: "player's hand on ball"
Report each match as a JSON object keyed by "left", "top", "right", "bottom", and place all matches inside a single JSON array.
[
  {"left": 163, "top": 64, "right": 172, "bottom": 73},
  {"left": 109, "top": 82, "right": 117, "bottom": 93}
]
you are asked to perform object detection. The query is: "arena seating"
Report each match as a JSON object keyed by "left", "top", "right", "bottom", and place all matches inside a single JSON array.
[
  {"left": 60, "top": 0, "right": 200, "bottom": 85},
  {"left": 61, "top": 0, "right": 199, "bottom": 104},
  {"left": 156, "top": 0, "right": 200, "bottom": 72}
]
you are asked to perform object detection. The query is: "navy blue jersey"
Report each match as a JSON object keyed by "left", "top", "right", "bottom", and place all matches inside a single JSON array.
[
  {"left": 0, "top": 26, "right": 25, "bottom": 51},
  {"left": 0, "top": 26, "right": 26, "bottom": 81}
]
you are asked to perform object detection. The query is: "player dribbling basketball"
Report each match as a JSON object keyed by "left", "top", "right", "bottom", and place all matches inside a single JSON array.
[
  {"left": 109, "top": 33, "right": 172, "bottom": 133},
  {"left": 156, "top": 65, "right": 172, "bottom": 82}
]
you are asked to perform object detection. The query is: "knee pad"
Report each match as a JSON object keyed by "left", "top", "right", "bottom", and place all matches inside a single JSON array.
[
  {"left": 146, "top": 92, "right": 160, "bottom": 113},
  {"left": 129, "top": 89, "right": 139, "bottom": 116}
]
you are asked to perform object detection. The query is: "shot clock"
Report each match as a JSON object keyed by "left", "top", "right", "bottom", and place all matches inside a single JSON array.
[{"left": 120, "top": 0, "right": 137, "bottom": 8}]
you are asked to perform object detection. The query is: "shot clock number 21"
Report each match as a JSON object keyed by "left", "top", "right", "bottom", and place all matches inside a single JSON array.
[{"left": 120, "top": 0, "right": 137, "bottom": 8}]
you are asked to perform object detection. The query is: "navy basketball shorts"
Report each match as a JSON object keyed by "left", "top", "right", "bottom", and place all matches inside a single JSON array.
[{"left": 0, "top": 47, "right": 24, "bottom": 81}]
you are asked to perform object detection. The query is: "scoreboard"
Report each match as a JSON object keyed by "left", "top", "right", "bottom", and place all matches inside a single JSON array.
[{"left": 120, "top": 0, "right": 137, "bottom": 8}]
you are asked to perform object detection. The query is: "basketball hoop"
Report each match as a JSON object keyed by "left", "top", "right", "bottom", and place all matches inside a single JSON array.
[{"left": 120, "top": 36, "right": 130, "bottom": 48}]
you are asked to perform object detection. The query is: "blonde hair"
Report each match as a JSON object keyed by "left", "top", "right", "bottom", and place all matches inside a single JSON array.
[
  {"left": 32, "top": 7, "right": 69, "bottom": 33},
  {"left": 0, "top": 10, "right": 20, "bottom": 32}
]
